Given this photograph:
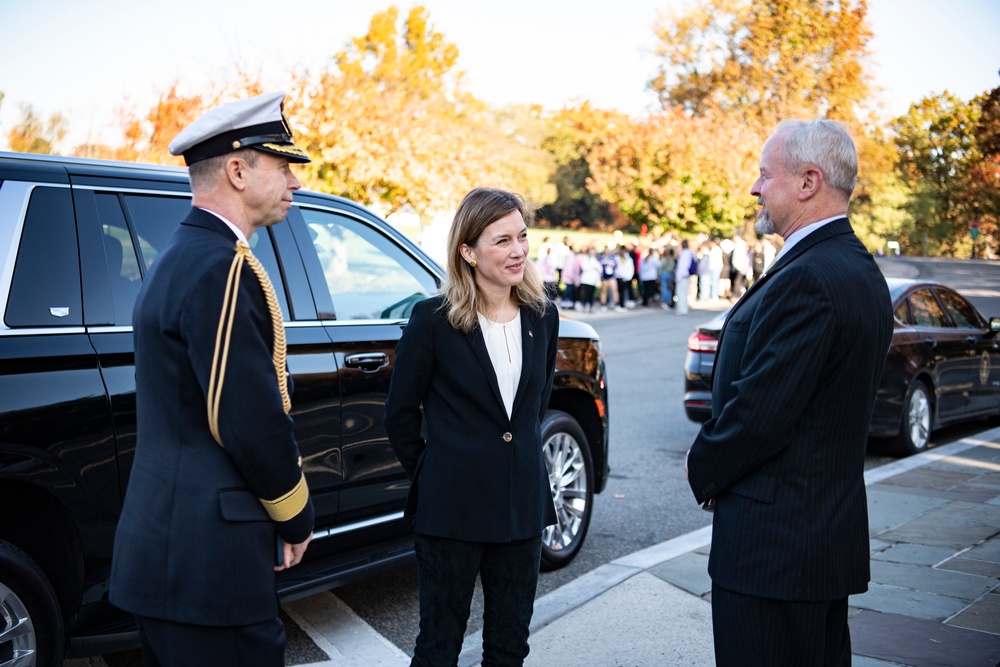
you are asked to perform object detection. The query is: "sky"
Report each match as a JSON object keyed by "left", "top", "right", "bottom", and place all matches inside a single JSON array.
[{"left": 1, "top": 0, "right": 998, "bottom": 150}]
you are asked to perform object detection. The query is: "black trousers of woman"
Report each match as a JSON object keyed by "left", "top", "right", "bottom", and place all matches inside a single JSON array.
[
  {"left": 410, "top": 533, "right": 543, "bottom": 667},
  {"left": 617, "top": 278, "right": 631, "bottom": 307}
]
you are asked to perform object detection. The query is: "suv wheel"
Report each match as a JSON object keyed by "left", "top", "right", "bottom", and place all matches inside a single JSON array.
[
  {"left": 540, "top": 410, "right": 594, "bottom": 571},
  {"left": 0, "top": 541, "right": 63, "bottom": 667}
]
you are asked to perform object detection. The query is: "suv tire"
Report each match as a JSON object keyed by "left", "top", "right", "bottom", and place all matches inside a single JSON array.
[
  {"left": 0, "top": 541, "right": 63, "bottom": 667},
  {"left": 540, "top": 410, "right": 594, "bottom": 571}
]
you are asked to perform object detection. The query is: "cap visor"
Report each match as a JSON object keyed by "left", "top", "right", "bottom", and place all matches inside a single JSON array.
[{"left": 258, "top": 142, "right": 311, "bottom": 163}]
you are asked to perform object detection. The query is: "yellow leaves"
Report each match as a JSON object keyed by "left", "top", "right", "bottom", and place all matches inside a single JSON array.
[
  {"left": 579, "top": 105, "right": 758, "bottom": 234},
  {"left": 652, "top": 0, "right": 875, "bottom": 131},
  {"left": 7, "top": 104, "right": 67, "bottom": 155}
]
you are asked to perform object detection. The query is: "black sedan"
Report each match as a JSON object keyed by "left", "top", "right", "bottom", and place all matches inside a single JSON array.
[{"left": 683, "top": 278, "right": 1000, "bottom": 456}]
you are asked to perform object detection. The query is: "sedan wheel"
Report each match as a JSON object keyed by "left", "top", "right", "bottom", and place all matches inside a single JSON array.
[
  {"left": 889, "top": 380, "right": 932, "bottom": 457},
  {"left": 540, "top": 410, "right": 594, "bottom": 571}
]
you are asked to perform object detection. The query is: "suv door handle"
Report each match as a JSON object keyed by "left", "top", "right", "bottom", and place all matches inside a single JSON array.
[{"left": 344, "top": 352, "right": 389, "bottom": 372}]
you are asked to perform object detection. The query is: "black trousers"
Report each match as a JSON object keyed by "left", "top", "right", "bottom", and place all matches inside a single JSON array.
[
  {"left": 711, "top": 583, "right": 852, "bottom": 667},
  {"left": 411, "top": 533, "right": 542, "bottom": 667},
  {"left": 135, "top": 613, "right": 285, "bottom": 667}
]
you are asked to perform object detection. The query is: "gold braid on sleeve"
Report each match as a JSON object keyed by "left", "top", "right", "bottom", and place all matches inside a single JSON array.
[{"left": 207, "top": 240, "right": 291, "bottom": 446}]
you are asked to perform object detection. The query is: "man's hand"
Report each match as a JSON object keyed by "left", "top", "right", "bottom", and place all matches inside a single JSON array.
[{"left": 275, "top": 533, "right": 313, "bottom": 571}]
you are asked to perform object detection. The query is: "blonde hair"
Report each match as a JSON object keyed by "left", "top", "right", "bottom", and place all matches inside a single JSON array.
[{"left": 443, "top": 187, "right": 547, "bottom": 333}]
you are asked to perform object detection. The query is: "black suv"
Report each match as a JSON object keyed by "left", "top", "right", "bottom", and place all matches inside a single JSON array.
[{"left": 0, "top": 152, "right": 609, "bottom": 665}]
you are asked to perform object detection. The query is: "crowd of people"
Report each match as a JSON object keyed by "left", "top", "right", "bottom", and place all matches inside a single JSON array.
[{"left": 534, "top": 234, "right": 779, "bottom": 315}]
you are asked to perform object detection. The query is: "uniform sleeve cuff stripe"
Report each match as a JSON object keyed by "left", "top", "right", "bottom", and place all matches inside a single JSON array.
[{"left": 259, "top": 473, "right": 309, "bottom": 523}]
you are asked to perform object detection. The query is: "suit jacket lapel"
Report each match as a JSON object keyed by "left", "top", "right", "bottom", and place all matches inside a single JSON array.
[
  {"left": 510, "top": 306, "right": 536, "bottom": 417},
  {"left": 466, "top": 324, "right": 507, "bottom": 416}
]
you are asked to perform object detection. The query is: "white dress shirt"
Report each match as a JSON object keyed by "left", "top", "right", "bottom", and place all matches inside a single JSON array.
[{"left": 477, "top": 311, "right": 523, "bottom": 418}]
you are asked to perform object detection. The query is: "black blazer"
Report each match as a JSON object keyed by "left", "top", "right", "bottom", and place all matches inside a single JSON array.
[
  {"left": 687, "top": 218, "right": 893, "bottom": 601},
  {"left": 385, "top": 295, "right": 559, "bottom": 542},
  {"left": 110, "top": 209, "right": 314, "bottom": 626}
]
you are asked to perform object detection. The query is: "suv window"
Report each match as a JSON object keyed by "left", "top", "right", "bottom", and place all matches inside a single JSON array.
[
  {"left": 95, "top": 193, "right": 142, "bottom": 326},
  {"left": 300, "top": 208, "right": 437, "bottom": 320},
  {"left": 124, "top": 195, "right": 192, "bottom": 273},
  {"left": 125, "top": 195, "right": 290, "bottom": 317},
  {"left": 6, "top": 187, "right": 82, "bottom": 327}
]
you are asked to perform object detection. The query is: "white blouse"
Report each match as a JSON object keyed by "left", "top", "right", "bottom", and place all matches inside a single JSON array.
[{"left": 477, "top": 311, "right": 523, "bottom": 418}]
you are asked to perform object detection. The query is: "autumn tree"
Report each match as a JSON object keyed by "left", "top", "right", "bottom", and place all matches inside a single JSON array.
[
  {"left": 646, "top": 0, "right": 899, "bottom": 244},
  {"left": 650, "top": 0, "right": 875, "bottom": 129},
  {"left": 72, "top": 76, "right": 266, "bottom": 163},
  {"left": 583, "top": 106, "right": 758, "bottom": 235},
  {"left": 893, "top": 92, "right": 981, "bottom": 256},
  {"left": 537, "top": 103, "right": 619, "bottom": 229},
  {"left": 967, "top": 85, "right": 1000, "bottom": 256},
  {"left": 99, "top": 84, "right": 209, "bottom": 165},
  {"left": 291, "top": 5, "right": 549, "bottom": 230},
  {"left": 7, "top": 104, "right": 68, "bottom": 154}
]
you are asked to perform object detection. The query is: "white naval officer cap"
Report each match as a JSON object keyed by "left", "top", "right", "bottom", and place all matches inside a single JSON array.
[{"left": 168, "top": 91, "right": 311, "bottom": 166}]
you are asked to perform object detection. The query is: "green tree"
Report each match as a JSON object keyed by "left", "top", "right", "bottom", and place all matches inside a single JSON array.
[
  {"left": 7, "top": 104, "right": 67, "bottom": 154},
  {"left": 893, "top": 92, "right": 981, "bottom": 256}
]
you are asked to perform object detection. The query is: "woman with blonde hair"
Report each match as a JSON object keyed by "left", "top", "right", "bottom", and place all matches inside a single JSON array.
[{"left": 385, "top": 187, "right": 559, "bottom": 667}]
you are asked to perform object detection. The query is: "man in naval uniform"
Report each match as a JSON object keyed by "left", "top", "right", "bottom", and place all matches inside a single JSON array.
[{"left": 110, "top": 92, "right": 315, "bottom": 666}]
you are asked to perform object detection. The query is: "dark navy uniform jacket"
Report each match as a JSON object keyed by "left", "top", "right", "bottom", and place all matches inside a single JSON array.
[
  {"left": 385, "top": 295, "right": 559, "bottom": 543},
  {"left": 687, "top": 218, "right": 893, "bottom": 602},
  {"left": 110, "top": 208, "right": 314, "bottom": 626}
]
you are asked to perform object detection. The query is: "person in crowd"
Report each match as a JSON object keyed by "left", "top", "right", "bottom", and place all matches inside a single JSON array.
[
  {"left": 578, "top": 245, "right": 602, "bottom": 313},
  {"left": 385, "top": 187, "right": 558, "bottom": 667},
  {"left": 718, "top": 236, "right": 734, "bottom": 298},
  {"left": 628, "top": 243, "right": 642, "bottom": 304},
  {"left": 534, "top": 245, "right": 560, "bottom": 300},
  {"left": 686, "top": 120, "right": 893, "bottom": 667},
  {"left": 551, "top": 235, "right": 571, "bottom": 294},
  {"left": 750, "top": 241, "right": 765, "bottom": 284},
  {"left": 598, "top": 246, "right": 618, "bottom": 309},
  {"left": 730, "top": 234, "right": 749, "bottom": 298},
  {"left": 674, "top": 240, "right": 696, "bottom": 315},
  {"left": 707, "top": 240, "right": 724, "bottom": 300},
  {"left": 560, "top": 243, "right": 581, "bottom": 309},
  {"left": 110, "top": 92, "right": 315, "bottom": 666},
  {"left": 614, "top": 245, "right": 635, "bottom": 311},
  {"left": 696, "top": 243, "right": 712, "bottom": 301},
  {"left": 639, "top": 247, "right": 661, "bottom": 307},
  {"left": 659, "top": 245, "right": 676, "bottom": 309}
]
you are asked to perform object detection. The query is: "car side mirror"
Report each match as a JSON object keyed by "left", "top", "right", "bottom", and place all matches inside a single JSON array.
[{"left": 990, "top": 318, "right": 1000, "bottom": 334}]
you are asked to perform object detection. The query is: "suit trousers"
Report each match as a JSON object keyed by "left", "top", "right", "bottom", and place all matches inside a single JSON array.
[
  {"left": 711, "top": 583, "right": 852, "bottom": 667},
  {"left": 135, "top": 614, "right": 285, "bottom": 667},
  {"left": 411, "top": 533, "right": 542, "bottom": 667}
]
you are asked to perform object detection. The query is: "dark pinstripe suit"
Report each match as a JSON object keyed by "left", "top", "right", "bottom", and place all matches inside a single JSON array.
[{"left": 687, "top": 218, "right": 893, "bottom": 662}]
